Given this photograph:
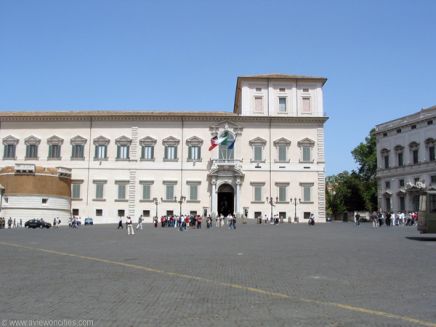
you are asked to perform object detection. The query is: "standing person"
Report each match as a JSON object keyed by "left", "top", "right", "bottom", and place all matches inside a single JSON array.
[
  {"left": 136, "top": 215, "right": 143, "bottom": 230},
  {"left": 13, "top": 218, "right": 16, "bottom": 228},
  {"left": 153, "top": 216, "right": 158, "bottom": 228},
  {"left": 126, "top": 216, "right": 134, "bottom": 235},
  {"left": 53, "top": 218, "right": 57, "bottom": 228},
  {"left": 8, "top": 217, "right": 12, "bottom": 229},
  {"left": 19, "top": 219, "right": 23, "bottom": 228},
  {"left": 354, "top": 212, "right": 360, "bottom": 226},
  {"left": 117, "top": 216, "right": 123, "bottom": 229}
]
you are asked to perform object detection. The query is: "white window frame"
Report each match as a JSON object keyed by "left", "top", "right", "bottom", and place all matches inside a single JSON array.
[
  {"left": 93, "top": 180, "right": 107, "bottom": 201},
  {"left": 278, "top": 97, "right": 287, "bottom": 113},
  {"left": 300, "top": 183, "right": 314, "bottom": 203},
  {"left": 140, "top": 181, "right": 154, "bottom": 201},
  {"left": 250, "top": 182, "right": 265, "bottom": 203}
]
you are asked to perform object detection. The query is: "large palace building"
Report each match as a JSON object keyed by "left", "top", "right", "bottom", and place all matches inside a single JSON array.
[
  {"left": 0, "top": 74, "right": 328, "bottom": 223},
  {"left": 375, "top": 105, "right": 436, "bottom": 212}
]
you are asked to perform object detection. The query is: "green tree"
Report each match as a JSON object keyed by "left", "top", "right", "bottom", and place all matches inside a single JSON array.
[{"left": 351, "top": 128, "right": 378, "bottom": 211}]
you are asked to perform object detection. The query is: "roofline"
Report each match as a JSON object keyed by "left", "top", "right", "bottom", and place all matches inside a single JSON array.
[
  {"left": 233, "top": 75, "right": 328, "bottom": 114},
  {"left": 0, "top": 110, "right": 328, "bottom": 124}
]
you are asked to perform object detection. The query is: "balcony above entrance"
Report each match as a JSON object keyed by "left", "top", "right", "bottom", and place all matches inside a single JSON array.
[{"left": 211, "top": 159, "right": 242, "bottom": 171}]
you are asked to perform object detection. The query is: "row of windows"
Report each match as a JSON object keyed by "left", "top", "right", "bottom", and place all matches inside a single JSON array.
[
  {"left": 381, "top": 119, "right": 434, "bottom": 137},
  {"left": 254, "top": 96, "right": 312, "bottom": 114},
  {"left": 384, "top": 175, "right": 436, "bottom": 190},
  {"left": 72, "top": 182, "right": 314, "bottom": 203},
  {"left": 3, "top": 136, "right": 316, "bottom": 163},
  {"left": 381, "top": 139, "right": 436, "bottom": 169}
]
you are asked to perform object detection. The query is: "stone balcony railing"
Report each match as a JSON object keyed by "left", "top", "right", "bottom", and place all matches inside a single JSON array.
[
  {"left": 211, "top": 159, "right": 243, "bottom": 170},
  {"left": 376, "top": 160, "right": 436, "bottom": 178}
]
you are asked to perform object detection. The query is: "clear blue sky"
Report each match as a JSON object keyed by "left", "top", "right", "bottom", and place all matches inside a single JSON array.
[{"left": 1, "top": 0, "right": 435, "bottom": 175}]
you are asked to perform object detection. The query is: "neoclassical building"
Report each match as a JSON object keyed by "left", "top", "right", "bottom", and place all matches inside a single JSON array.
[
  {"left": 375, "top": 105, "right": 436, "bottom": 212},
  {"left": 0, "top": 74, "right": 328, "bottom": 223}
]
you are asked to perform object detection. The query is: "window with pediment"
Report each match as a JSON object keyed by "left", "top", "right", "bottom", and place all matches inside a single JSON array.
[
  {"left": 70, "top": 135, "right": 87, "bottom": 160},
  {"left": 409, "top": 141, "right": 419, "bottom": 165},
  {"left": 297, "top": 138, "right": 315, "bottom": 163},
  {"left": 25, "top": 135, "right": 41, "bottom": 160},
  {"left": 249, "top": 137, "right": 267, "bottom": 163},
  {"left": 186, "top": 136, "right": 203, "bottom": 162},
  {"left": 274, "top": 138, "right": 291, "bottom": 163},
  {"left": 394, "top": 145, "right": 404, "bottom": 167},
  {"left": 425, "top": 138, "right": 435, "bottom": 162},
  {"left": 381, "top": 148, "right": 390, "bottom": 169},
  {"left": 93, "top": 136, "right": 110, "bottom": 160},
  {"left": 139, "top": 136, "right": 156, "bottom": 161},
  {"left": 3, "top": 135, "right": 19, "bottom": 160},
  {"left": 115, "top": 136, "right": 132, "bottom": 160},
  {"left": 163, "top": 136, "right": 180, "bottom": 161},
  {"left": 47, "top": 135, "right": 64, "bottom": 160}
]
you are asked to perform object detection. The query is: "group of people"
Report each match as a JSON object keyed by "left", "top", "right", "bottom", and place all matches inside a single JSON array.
[
  {"left": 354, "top": 211, "right": 418, "bottom": 227},
  {"left": 117, "top": 215, "right": 141, "bottom": 235},
  {"left": 1, "top": 217, "right": 23, "bottom": 229},
  {"left": 257, "top": 214, "right": 284, "bottom": 225}
]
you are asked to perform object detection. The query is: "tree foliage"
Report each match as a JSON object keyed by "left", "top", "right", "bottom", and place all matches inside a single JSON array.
[{"left": 327, "top": 129, "right": 378, "bottom": 217}]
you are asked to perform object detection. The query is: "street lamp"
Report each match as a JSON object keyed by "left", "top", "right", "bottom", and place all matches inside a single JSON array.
[
  {"left": 176, "top": 196, "right": 186, "bottom": 216},
  {"left": 290, "top": 198, "right": 301, "bottom": 223},
  {"left": 153, "top": 197, "right": 159, "bottom": 219}
]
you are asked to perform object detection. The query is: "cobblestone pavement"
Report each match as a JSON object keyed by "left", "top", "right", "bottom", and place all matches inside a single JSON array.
[{"left": 1, "top": 222, "right": 436, "bottom": 327}]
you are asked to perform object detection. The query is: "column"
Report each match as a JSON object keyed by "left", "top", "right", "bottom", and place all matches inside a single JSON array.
[
  {"left": 236, "top": 178, "right": 241, "bottom": 215},
  {"left": 211, "top": 178, "right": 217, "bottom": 215}
]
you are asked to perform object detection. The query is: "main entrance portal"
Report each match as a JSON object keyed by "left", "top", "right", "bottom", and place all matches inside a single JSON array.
[{"left": 218, "top": 184, "right": 234, "bottom": 216}]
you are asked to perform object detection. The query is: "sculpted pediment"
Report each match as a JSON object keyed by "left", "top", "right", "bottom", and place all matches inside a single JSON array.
[
  {"left": 47, "top": 135, "right": 64, "bottom": 145},
  {"left": 249, "top": 137, "right": 267, "bottom": 146},
  {"left": 139, "top": 136, "right": 157, "bottom": 146},
  {"left": 186, "top": 136, "right": 203, "bottom": 146},
  {"left": 25, "top": 135, "right": 41, "bottom": 145},
  {"left": 209, "top": 120, "right": 243, "bottom": 136},
  {"left": 2, "top": 135, "right": 19, "bottom": 145},
  {"left": 70, "top": 135, "right": 87, "bottom": 145},
  {"left": 93, "top": 135, "right": 110, "bottom": 145},
  {"left": 115, "top": 135, "right": 132, "bottom": 145},
  {"left": 162, "top": 136, "right": 180, "bottom": 146}
]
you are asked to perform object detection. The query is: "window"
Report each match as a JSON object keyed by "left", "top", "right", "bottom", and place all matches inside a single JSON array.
[
  {"left": 385, "top": 181, "right": 390, "bottom": 189},
  {"left": 254, "top": 145, "right": 262, "bottom": 161},
  {"left": 72, "top": 209, "right": 79, "bottom": 216},
  {"left": 254, "top": 96, "right": 263, "bottom": 113},
  {"left": 396, "top": 128, "right": 402, "bottom": 134},
  {"left": 412, "top": 149, "right": 419, "bottom": 164},
  {"left": 26, "top": 144, "right": 38, "bottom": 159},
  {"left": 140, "top": 181, "right": 153, "bottom": 201},
  {"left": 254, "top": 211, "right": 262, "bottom": 219},
  {"left": 411, "top": 125, "right": 416, "bottom": 129},
  {"left": 48, "top": 144, "right": 61, "bottom": 159},
  {"left": 383, "top": 132, "right": 387, "bottom": 137},
  {"left": 302, "top": 97, "right": 311, "bottom": 113},
  {"left": 118, "top": 209, "right": 125, "bottom": 217},
  {"left": 139, "top": 136, "right": 157, "bottom": 161},
  {"left": 165, "top": 184, "right": 174, "bottom": 200},
  {"left": 431, "top": 175, "right": 436, "bottom": 184},
  {"left": 399, "top": 179, "right": 404, "bottom": 188},
  {"left": 142, "top": 145, "right": 154, "bottom": 160},
  {"left": 93, "top": 180, "right": 107, "bottom": 200},
  {"left": 117, "top": 183, "right": 127, "bottom": 200},
  {"left": 278, "top": 97, "right": 287, "bottom": 113},
  {"left": 3, "top": 144, "right": 16, "bottom": 159},
  {"left": 95, "top": 145, "right": 107, "bottom": 160},
  {"left": 429, "top": 145, "right": 435, "bottom": 161},
  {"left": 255, "top": 88, "right": 262, "bottom": 92},
  {"left": 428, "top": 120, "right": 433, "bottom": 125},
  {"left": 278, "top": 186, "right": 287, "bottom": 202},
  {"left": 72, "top": 144, "right": 84, "bottom": 159},
  {"left": 96, "top": 209, "right": 103, "bottom": 216},
  {"left": 384, "top": 154, "right": 390, "bottom": 169},
  {"left": 93, "top": 136, "right": 110, "bottom": 160},
  {"left": 70, "top": 135, "right": 87, "bottom": 160},
  {"left": 278, "top": 144, "right": 287, "bottom": 162},
  {"left": 302, "top": 88, "right": 309, "bottom": 92},
  {"left": 279, "top": 88, "right": 286, "bottom": 92},
  {"left": 42, "top": 198, "right": 48, "bottom": 204},
  {"left": 273, "top": 138, "right": 291, "bottom": 163},
  {"left": 162, "top": 136, "right": 180, "bottom": 161},
  {"left": 72, "top": 184, "right": 81, "bottom": 199},
  {"left": 143, "top": 210, "right": 150, "bottom": 217},
  {"left": 397, "top": 152, "right": 403, "bottom": 167},
  {"left": 251, "top": 182, "right": 265, "bottom": 202},
  {"left": 115, "top": 136, "right": 132, "bottom": 160},
  {"left": 304, "top": 212, "right": 311, "bottom": 219},
  {"left": 414, "top": 177, "right": 420, "bottom": 184},
  {"left": 165, "top": 146, "right": 177, "bottom": 160},
  {"left": 298, "top": 138, "right": 315, "bottom": 163},
  {"left": 301, "top": 183, "right": 313, "bottom": 202},
  {"left": 188, "top": 146, "right": 201, "bottom": 161},
  {"left": 117, "top": 145, "right": 129, "bottom": 160},
  {"left": 189, "top": 184, "right": 198, "bottom": 201}
]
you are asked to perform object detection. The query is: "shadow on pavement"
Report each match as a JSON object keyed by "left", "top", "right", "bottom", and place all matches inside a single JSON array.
[{"left": 406, "top": 236, "right": 436, "bottom": 242}]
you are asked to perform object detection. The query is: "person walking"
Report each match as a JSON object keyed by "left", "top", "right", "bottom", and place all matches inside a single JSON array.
[
  {"left": 153, "top": 216, "right": 158, "bottom": 228},
  {"left": 53, "top": 218, "right": 57, "bottom": 228},
  {"left": 126, "top": 216, "right": 134, "bottom": 235},
  {"left": 136, "top": 215, "right": 143, "bottom": 230},
  {"left": 117, "top": 216, "right": 123, "bottom": 229},
  {"left": 8, "top": 217, "right": 12, "bottom": 229}
]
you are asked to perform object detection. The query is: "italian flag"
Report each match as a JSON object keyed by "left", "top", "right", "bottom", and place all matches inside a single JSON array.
[{"left": 208, "top": 132, "right": 229, "bottom": 151}]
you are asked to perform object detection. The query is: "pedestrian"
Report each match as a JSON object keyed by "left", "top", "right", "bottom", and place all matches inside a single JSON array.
[
  {"left": 126, "top": 216, "right": 134, "bottom": 235},
  {"left": 53, "top": 218, "right": 57, "bottom": 228},
  {"left": 153, "top": 216, "right": 158, "bottom": 228},
  {"left": 8, "top": 217, "right": 12, "bottom": 229},
  {"left": 58, "top": 218, "right": 61, "bottom": 226},
  {"left": 136, "top": 215, "right": 143, "bottom": 230},
  {"left": 117, "top": 216, "right": 123, "bottom": 229},
  {"left": 354, "top": 212, "right": 360, "bottom": 226},
  {"left": 19, "top": 219, "right": 22, "bottom": 228}
]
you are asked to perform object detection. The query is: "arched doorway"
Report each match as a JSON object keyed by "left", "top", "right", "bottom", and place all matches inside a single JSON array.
[{"left": 218, "top": 184, "right": 234, "bottom": 216}]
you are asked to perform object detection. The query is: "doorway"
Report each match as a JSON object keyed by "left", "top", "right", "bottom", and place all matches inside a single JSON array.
[{"left": 218, "top": 184, "right": 234, "bottom": 216}]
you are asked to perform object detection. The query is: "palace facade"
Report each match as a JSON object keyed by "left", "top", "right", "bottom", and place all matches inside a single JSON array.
[
  {"left": 375, "top": 105, "right": 436, "bottom": 212},
  {"left": 0, "top": 74, "right": 328, "bottom": 223}
]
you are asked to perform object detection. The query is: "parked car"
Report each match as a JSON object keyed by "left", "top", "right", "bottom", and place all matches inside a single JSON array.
[
  {"left": 84, "top": 217, "right": 93, "bottom": 225},
  {"left": 25, "top": 219, "right": 51, "bottom": 229}
]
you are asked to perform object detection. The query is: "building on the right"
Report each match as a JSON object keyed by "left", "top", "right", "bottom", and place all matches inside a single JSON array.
[{"left": 375, "top": 105, "right": 436, "bottom": 213}]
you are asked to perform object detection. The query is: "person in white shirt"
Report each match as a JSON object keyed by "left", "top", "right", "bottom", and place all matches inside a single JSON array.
[{"left": 126, "top": 216, "right": 134, "bottom": 235}]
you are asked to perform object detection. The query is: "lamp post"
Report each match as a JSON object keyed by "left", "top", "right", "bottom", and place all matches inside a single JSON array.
[
  {"left": 153, "top": 197, "right": 159, "bottom": 219},
  {"left": 290, "top": 198, "right": 301, "bottom": 223},
  {"left": 176, "top": 196, "right": 186, "bottom": 216}
]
